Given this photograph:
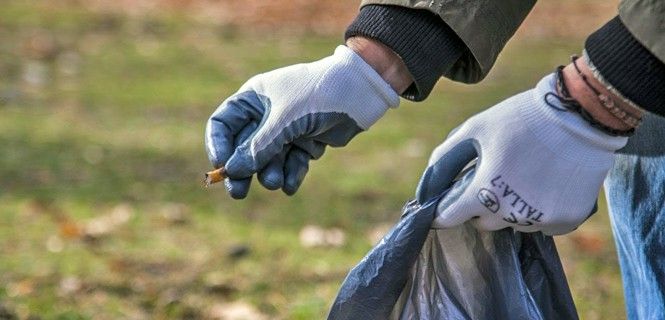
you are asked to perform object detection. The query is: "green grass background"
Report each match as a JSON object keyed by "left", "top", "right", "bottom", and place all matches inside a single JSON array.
[{"left": 0, "top": 1, "right": 625, "bottom": 319}]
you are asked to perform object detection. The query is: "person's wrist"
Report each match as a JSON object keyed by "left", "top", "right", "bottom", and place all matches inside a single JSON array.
[
  {"left": 346, "top": 36, "right": 413, "bottom": 95},
  {"left": 561, "top": 58, "right": 643, "bottom": 132},
  {"left": 519, "top": 74, "right": 628, "bottom": 164}
]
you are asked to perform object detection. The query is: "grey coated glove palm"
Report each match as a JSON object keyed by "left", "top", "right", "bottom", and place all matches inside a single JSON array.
[{"left": 205, "top": 46, "right": 399, "bottom": 198}]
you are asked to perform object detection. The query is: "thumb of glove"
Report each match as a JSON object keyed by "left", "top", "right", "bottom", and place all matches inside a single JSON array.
[{"left": 416, "top": 137, "right": 479, "bottom": 205}]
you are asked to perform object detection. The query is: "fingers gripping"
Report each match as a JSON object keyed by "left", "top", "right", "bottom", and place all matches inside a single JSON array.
[
  {"left": 225, "top": 178, "right": 252, "bottom": 200},
  {"left": 416, "top": 129, "right": 480, "bottom": 204},
  {"left": 416, "top": 124, "right": 496, "bottom": 229},
  {"left": 283, "top": 147, "right": 311, "bottom": 195},
  {"left": 225, "top": 111, "right": 323, "bottom": 179},
  {"left": 224, "top": 121, "right": 259, "bottom": 199},
  {"left": 432, "top": 165, "right": 496, "bottom": 229},
  {"left": 205, "top": 91, "right": 266, "bottom": 168},
  {"left": 236, "top": 143, "right": 312, "bottom": 195},
  {"left": 257, "top": 147, "right": 288, "bottom": 190}
]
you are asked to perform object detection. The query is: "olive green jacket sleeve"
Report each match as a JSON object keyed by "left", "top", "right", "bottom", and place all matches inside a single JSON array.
[
  {"left": 619, "top": 0, "right": 665, "bottom": 63},
  {"left": 360, "top": 0, "right": 536, "bottom": 83},
  {"left": 360, "top": 0, "right": 664, "bottom": 84}
]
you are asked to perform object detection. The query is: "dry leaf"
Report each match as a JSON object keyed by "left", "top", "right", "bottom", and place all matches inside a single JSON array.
[
  {"left": 299, "top": 225, "right": 346, "bottom": 248},
  {"left": 207, "top": 301, "right": 267, "bottom": 320}
]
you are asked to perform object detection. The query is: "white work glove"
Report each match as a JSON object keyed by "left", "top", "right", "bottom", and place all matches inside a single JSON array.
[
  {"left": 205, "top": 46, "right": 400, "bottom": 198},
  {"left": 416, "top": 73, "right": 627, "bottom": 235}
]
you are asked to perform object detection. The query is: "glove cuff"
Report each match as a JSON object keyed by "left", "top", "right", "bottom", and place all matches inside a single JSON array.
[
  {"left": 333, "top": 45, "right": 400, "bottom": 129},
  {"left": 519, "top": 73, "right": 628, "bottom": 164}
]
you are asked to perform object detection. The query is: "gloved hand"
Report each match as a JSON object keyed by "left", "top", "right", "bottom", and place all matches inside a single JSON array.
[
  {"left": 205, "top": 46, "right": 400, "bottom": 198},
  {"left": 416, "top": 73, "right": 628, "bottom": 235}
]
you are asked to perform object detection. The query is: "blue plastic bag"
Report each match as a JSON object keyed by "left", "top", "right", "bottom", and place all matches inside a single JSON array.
[{"left": 328, "top": 169, "right": 577, "bottom": 320}]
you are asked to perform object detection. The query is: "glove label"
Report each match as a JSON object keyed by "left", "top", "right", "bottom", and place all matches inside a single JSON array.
[
  {"left": 482, "top": 175, "right": 545, "bottom": 226},
  {"left": 477, "top": 189, "right": 500, "bottom": 213}
]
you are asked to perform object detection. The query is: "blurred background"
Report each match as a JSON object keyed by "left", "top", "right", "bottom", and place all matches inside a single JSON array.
[{"left": 0, "top": 0, "right": 626, "bottom": 319}]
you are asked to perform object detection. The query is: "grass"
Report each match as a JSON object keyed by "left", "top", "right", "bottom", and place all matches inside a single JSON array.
[{"left": 0, "top": 1, "right": 625, "bottom": 319}]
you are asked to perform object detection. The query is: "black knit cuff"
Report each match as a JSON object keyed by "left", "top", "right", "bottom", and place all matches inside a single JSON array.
[
  {"left": 585, "top": 16, "right": 665, "bottom": 116},
  {"left": 345, "top": 5, "right": 465, "bottom": 101}
]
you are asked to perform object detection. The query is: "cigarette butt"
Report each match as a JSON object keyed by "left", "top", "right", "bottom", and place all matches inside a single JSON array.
[{"left": 203, "top": 167, "right": 227, "bottom": 188}]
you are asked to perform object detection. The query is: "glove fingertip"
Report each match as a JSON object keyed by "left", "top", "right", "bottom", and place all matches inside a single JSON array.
[
  {"left": 257, "top": 153, "right": 286, "bottom": 191},
  {"left": 258, "top": 173, "right": 283, "bottom": 191},
  {"left": 282, "top": 176, "right": 303, "bottom": 196},
  {"left": 282, "top": 171, "right": 305, "bottom": 196},
  {"left": 225, "top": 178, "right": 251, "bottom": 199},
  {"left": 282, "top": 154, "right": 309, "bottom": 196},
  {"left": 282, "top": 185, "right": 298, "bottom": 196}
]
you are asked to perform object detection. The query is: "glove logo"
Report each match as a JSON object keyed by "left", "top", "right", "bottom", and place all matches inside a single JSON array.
[{"left": 477, "top": 189, "right": 500, "bottom": 213}]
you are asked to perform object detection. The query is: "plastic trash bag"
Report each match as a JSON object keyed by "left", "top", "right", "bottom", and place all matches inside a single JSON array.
[{"left": 328, "top": 167, "right": 578, "bottom": 320}]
